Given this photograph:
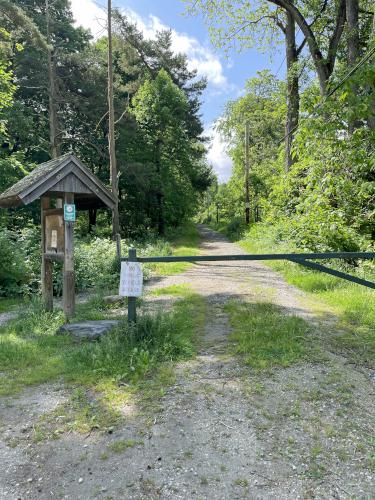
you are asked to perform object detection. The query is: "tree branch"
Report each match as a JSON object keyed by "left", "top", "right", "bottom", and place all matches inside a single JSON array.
[
  {"left": 269, "top": 0, "right": 330, "bottom": 94},
  {"left": 227, "top": 15, "right": 278, "bottom": 39},
  {"left": 0, "top": 0, "right": 52, "bottom": 52},
  {"left": 95, "top": 111, "right": 109, "bottom": 131},
  {"left": 113, "top": 10, "right": 156, "bottom": 78},
  {"left": 296, "top": 37, "right": 307, "bottom": 56}
]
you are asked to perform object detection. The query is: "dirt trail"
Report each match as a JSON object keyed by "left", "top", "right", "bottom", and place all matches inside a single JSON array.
[{"left": 1, "top": 226, "right": 374, "bottom": 499}]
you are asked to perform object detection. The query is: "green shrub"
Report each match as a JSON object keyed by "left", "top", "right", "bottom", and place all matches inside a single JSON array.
[
  {"left": 224, "top": 217, "right": 247, "bottom": 240},
  {"left": 0, "top": 229, "right": 30, "bottom": 296},
  {"left": 0, "top": 222, "right": 198, "bottom": 298}
]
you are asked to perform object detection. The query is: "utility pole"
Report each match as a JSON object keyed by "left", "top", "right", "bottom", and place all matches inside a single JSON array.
[
  {"left": 107, "top": 0, "right": 120, "bottom": 240},
  {"left": 245, "top": 122, "right": 250, "bottom": 224}
]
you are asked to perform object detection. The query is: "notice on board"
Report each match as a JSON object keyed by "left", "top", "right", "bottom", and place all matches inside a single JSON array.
[{"left": 119, "top": 261, "right": 143, "bottom": 297}]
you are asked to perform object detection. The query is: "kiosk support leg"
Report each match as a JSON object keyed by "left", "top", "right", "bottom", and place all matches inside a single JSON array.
[
  {"left": 63, "top": 192, "right": 75, "bottom": 318},
  {"left": 41, "top": 196, "right": 53, "bottom": 311}
]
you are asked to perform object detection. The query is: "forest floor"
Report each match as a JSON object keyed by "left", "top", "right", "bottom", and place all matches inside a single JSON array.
[{"left": 1, "top": 225, "right": 374, "bottom": 499}]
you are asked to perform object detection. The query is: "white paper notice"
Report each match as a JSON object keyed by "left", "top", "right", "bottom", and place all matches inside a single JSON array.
[
  {"left": 119, "top": 261, "right": 143, "bottom": 297},
  {"left": 51, "top": 229, "right": 58, "bottom": 249}
]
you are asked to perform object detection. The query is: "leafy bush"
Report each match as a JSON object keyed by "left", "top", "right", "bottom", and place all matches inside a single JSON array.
[
  {"left": 0, "top": 229, "right": 30, "bottom": 296},
  {"left": 224, "top": 217, "right": 247, "bottom": 240},
  {"left": 0, "top": 224, "right": 194, "bottom": 297},
  {"left": 74, "top": 238, "right": 119, "bottom": 293}
]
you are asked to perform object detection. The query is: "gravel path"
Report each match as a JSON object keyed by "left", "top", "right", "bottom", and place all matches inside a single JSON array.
[
  {"left": 1, "top": 225, "right": 374, "bottom": 499},
  {"left": 0, "top": 311, "right": 18, "bottom": 327}
]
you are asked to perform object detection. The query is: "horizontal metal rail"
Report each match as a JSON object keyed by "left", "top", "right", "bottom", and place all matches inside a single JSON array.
[{"left": 122, "top": 252, "right": 375, "bottom": 263}]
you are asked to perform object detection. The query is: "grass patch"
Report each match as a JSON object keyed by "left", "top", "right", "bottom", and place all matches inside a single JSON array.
[
  {"left": 0, "top": 297, "right": 25, "bottom": 314},
  {"left": 33, "top": 387, "right": 122, "bottom": 441},
  {"left": 107, "top": 438, "right": 143, "bottom": 454},
  {"left": 239, "top": 232, "right": 375, "bottom": 364},
  {"left": 225, "top": 300, "right": 309, "bottom": 369},
  {"left": 0, "top": 289, "right": 205, "bottom": 396},
  {"left": 147, "top": 222, "right": 200, "bottom": 276},
  {"left": 212, "top": 220, "right": 375, "bottom": 364},
  {"left": 150, "top": 284, "right": 192, "bottom": 297}
]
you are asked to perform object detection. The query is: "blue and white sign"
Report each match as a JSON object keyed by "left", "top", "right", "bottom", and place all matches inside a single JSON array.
[{"left": 64, "top": 203, "right": 76, "bottom": 222}]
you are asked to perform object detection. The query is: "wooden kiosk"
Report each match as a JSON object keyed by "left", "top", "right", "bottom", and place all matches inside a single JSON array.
[{"left": 0, "top": 153, "right": 116, "bottom": 317}]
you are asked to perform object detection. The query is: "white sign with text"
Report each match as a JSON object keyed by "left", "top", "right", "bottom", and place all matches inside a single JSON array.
[{"left": 119, "top": 261, "right": 143, "bottom": 297}]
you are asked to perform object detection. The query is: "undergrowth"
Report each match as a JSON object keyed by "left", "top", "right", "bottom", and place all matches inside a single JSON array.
[
  {"left": 0, "top": 289, "right": 205, "bottom": 396},
  {"left": 0, "top": 222, "right": 200, "bottom": 311}
]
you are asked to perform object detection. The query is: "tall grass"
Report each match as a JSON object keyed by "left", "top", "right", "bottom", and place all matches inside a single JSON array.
[{"left": 0, "top": 290, "right": 205, "bottom": 395}]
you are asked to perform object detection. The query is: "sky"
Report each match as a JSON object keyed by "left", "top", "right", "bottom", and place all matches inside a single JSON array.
[{"left": 70, "top": 0, "right": 286, "bottom": 182}]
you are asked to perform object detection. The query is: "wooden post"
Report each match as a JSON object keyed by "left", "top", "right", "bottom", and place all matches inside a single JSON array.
[
  {"left": 63, "top": 192, "right": 75, "bottom": 318},
  {"left": 41, "top": 196, "right": 53, "bottom": 311},
  {"left": 128, "top": 248, "right": 137, "bottom": 324},
  {"left": 245, "top": 122, "right": 250, "bottom": 224}
]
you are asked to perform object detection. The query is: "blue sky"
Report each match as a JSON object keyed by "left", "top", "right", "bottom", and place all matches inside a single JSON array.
[{"left": 70, "top": 0, "right": 286, "bottom": 181}]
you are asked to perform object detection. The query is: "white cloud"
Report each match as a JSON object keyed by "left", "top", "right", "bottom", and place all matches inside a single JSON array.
[
  {"left": 205, "top": 124, "right": 232, "bottom": 183},
  {"left": 70, "top": 0, "right": 107, "bottom": 38},
  {"left": 126, "top": 11, "right": 228, "bottom": 87},
  {"left": 70, "top": 0, "right": 228, "bottom": 88}
]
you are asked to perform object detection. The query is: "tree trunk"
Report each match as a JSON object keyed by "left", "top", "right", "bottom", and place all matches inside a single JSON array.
[
  {"left": 369, "top": 12, "right": 375, "bottom": 129},
  {"left": 46, "top": 0, "right": 61, "bottom": 158},
  {"left": 271, "top": 0, "right": 346, "bottom": 96},
  {"left": 88, "top": 208, "right": 97, "bottom": 234},
  {"left": 346, "top": 0, "right": 360, "bottom": 132},
  {"left": 156, "top": 138, "right": 165, "bottom": 236},
  {"left": 107, "top": 0, "right": 121, "bottom": 239},
  {"left": 284, "top": 10, "right": 299, "bottom": 171},
  {"left": 346, "top": 0, "right": 359, "bottom": 67}
]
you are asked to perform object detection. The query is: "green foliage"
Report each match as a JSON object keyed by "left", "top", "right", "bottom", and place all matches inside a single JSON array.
[
  {"left": 225, "top": 300, "right": 309, "bottom": 369},
  {"left": 201, "top": 61, "right": 374, "bottom": 254},
  {"left": 0, "top": 290, "right": 205, "bottom": 395},
  {"left": 131, "top": 69, "right": 212, "bottom": 231},
  {"left": 0, "top": 1, "right": 211, "bottom": 239},
  {"left": 0, "top": 229, "right": 31, "bottom": 296},
  {"left": 227, "top": 221, "right": 375, "bottom": 365},
  {"left": 0, "top": 221, "right": 200, "bottom": 298}
]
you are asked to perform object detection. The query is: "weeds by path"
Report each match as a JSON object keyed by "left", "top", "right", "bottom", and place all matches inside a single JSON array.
[
  {"left": 210, "top": 221, "right": 375, "bottom": 367},
  {"left": 225, "top": 301, "right": 311, "bottom": 369},
  {"left": 0, "top": 289, "right": 205, "bottom": 397}
]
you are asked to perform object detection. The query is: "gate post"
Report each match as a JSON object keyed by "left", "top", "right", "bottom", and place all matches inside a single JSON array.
[{"left": 128, "top": 248, "right": 137, "bottom": 324}]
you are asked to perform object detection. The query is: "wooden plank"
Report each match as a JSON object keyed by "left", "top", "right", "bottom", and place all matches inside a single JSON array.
[
  {"left": 21, "top": 162, "right": 75, "bottom": 205},
  {"left": 44, "top": 252, "right": 64, "bottom": 262},
  {"left": 41, "top": 196, "right": 53, "bottom": 311},
  {"left": 51, "top": 173, "right": 93, "bottom": 194},
  {"left": 63, "top": 192, "right": 75, "bottom": 318},
  {"left": 20, "top": 156, "right": 72, "bottom": 200},
  {"left": 43, "top": 208, "right": 63, "bottom": 216}
]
